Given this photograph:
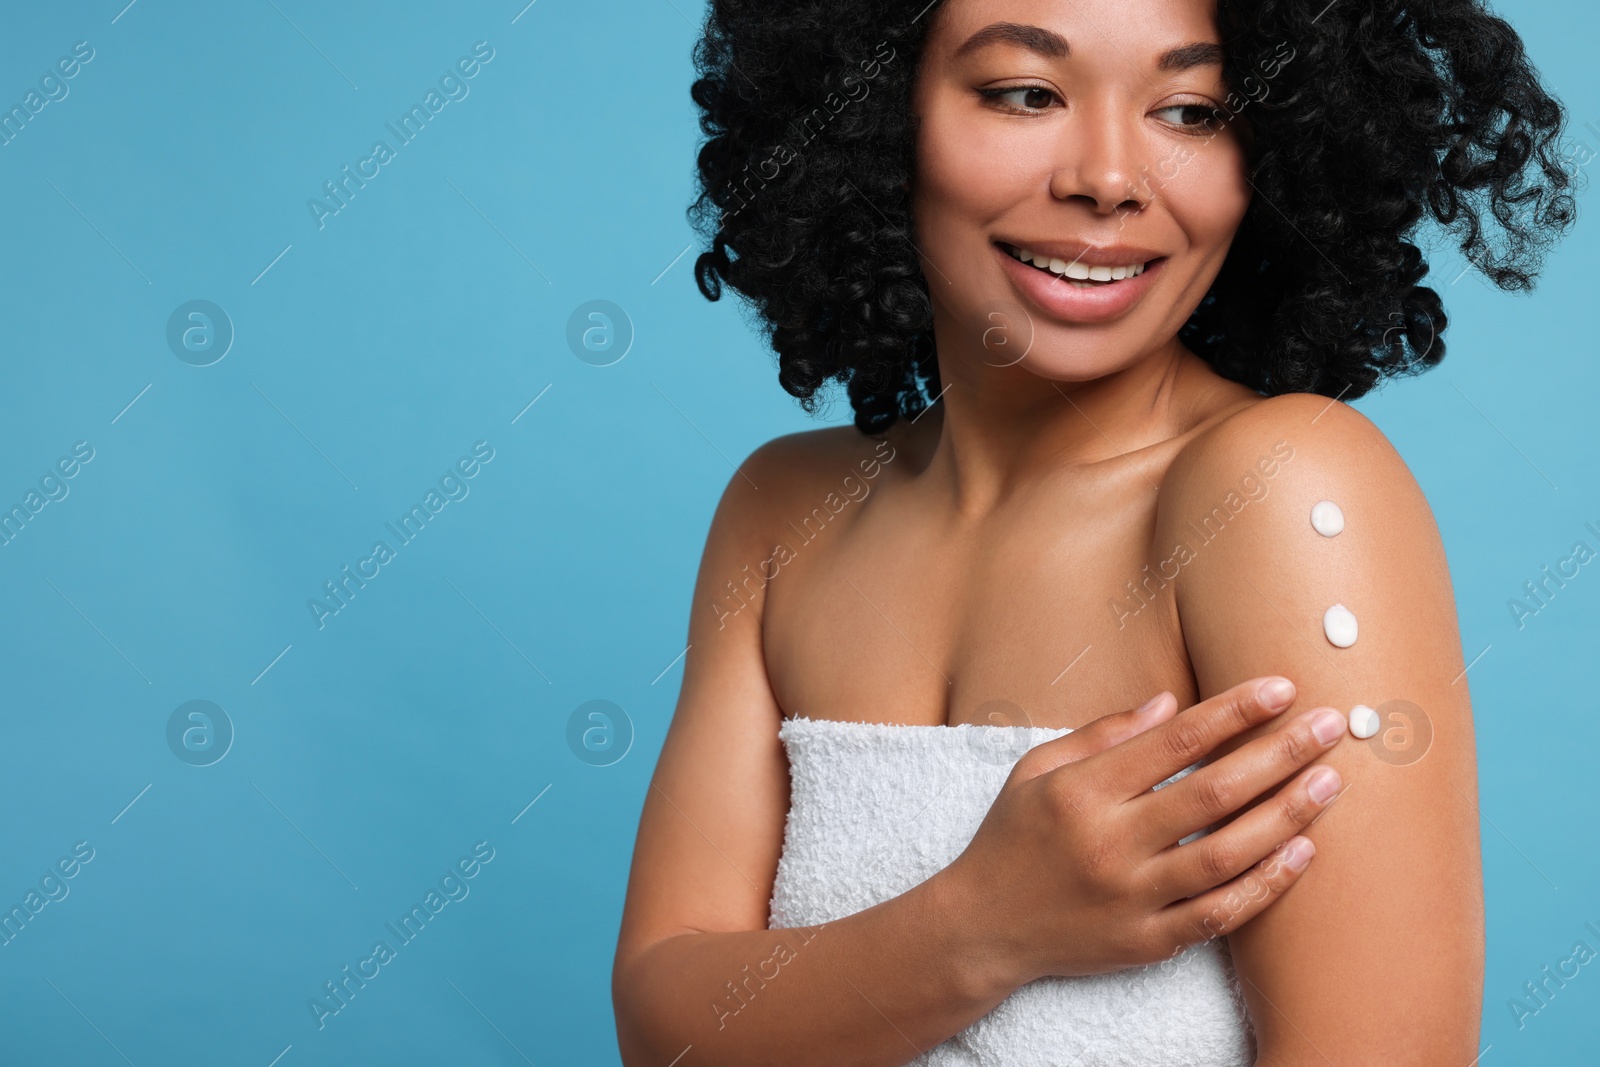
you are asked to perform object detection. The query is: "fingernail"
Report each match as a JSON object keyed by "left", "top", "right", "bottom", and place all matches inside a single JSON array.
[
  {"left": 1311, "top": 709, "right": 1346, "bottom": 745},
  {"left": 1136, "top": 692, "right": 1168, "bottom": 717},
  {"left": 1307, "top": 766, "right": 1341, "bottom": 803},
  {"left": 1284, "top": 836, "right": 1314, "bottom": 871},
  {"left": 1258, "top": 678, "right": 1295, "bottom": 710}
]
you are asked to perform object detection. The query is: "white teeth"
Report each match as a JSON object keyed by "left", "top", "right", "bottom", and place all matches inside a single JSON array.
[{"left": 1008, "top": 245, "right": 1148, "bottom": 282}]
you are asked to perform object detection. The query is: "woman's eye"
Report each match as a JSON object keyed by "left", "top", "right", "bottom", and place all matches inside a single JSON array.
[
  {"left": 1154, "top": 103, "right": 1221, "bottom": 131},
  {"left": 981, "top": 86, "right": 1057, "bottom": 111}
]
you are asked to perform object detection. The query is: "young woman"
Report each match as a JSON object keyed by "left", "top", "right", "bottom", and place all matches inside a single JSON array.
[{"left": 614, "top": 0, "right": 1574, "bottom": 1063}]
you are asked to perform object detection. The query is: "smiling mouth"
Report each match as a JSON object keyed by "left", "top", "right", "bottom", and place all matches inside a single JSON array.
[{"left": 997, "top": 242, "right": 1161, "bottom": 288}]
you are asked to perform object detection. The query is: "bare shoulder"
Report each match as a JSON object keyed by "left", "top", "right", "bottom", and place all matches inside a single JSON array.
[
  {"left": 1155, "top": 390, "right": 1459, "bottom": 682},
  {"left": 1168, "top": 392, "right": 1418, "bottom": 498},
  {"left": 707, "top": 426, "right": 857, "bottom": 530},
  {"left": 714, "top": 423, "right": 908, "bottom": 545},
  {"left": 746, "top": 424, "right": 904, "bottom": 493},
  {"left": 693, "top": 423, "right": 906, "bottom": 625},
  {"left": 1155, "top": 393, "right": 1439, "bottom": 561}
]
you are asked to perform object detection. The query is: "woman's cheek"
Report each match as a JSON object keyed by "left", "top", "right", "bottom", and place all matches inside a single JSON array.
[
  {"left": 1165, "top": 137, "right": 1252, "bottom": 246},
  {"left": 917, "top": 106, "right": 1041, "bottom": 219}
]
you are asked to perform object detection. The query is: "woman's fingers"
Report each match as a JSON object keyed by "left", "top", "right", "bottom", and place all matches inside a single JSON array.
[
  {"left": 1154, "top": 833, "right": 1319, "bottom": 950},
  {"left": 1075, "top": 677, "right": 1301, "bottom": 803},
  {"left": 1009, "top": 691, "right": 1176, "bottom": 781},
  {"left": 1147, "top": 759, "right": 1344, "bottom": 903},
  {"left": 1133, "top": 705, "right": 1346, "bottom": 850},
  {"left": 961, "top": 675, "right": 1330, "bottom": 979}
]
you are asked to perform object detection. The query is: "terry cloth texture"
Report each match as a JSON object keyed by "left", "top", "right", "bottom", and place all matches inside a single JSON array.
[{"left": 769, "top": 715, "right": 1257, "bottom": 1066}]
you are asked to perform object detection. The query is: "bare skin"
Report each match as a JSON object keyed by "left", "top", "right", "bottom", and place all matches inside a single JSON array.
[
  {"left": 611, "top": 423, "right": 1343, "bottom": 1067},
  {"left": 614, "top": 0, "right": 1483, "bottom": 1063}
]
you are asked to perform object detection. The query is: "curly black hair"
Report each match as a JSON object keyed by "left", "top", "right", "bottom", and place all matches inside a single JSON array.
[{"left": 688, "top": 0, "right": 1577, "bottom": 434}]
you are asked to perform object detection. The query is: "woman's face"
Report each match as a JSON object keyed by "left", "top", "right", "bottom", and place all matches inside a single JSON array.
[{"left": 910, "top": 0, "right": 1255, "bottom": 381}]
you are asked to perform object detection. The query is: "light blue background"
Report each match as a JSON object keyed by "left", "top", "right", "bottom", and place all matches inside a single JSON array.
[{"left": 0, "top": 1, "right": 1593, "bottom": 1063}]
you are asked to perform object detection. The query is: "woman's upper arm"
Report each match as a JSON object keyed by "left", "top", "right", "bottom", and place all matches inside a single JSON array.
[
  {"left": 614, "top": 437, "right": 798, "bottom": 972},
  {"left": 1158, "top": 394, "right": 1484, "bottom": 1064}
]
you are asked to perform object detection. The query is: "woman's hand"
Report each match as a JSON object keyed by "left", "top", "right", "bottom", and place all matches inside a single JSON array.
[{"left": 938, "top": 676, "right": 1345, "bottom": 985}]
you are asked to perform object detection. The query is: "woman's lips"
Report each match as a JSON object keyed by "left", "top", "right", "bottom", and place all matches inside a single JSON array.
[{"left": 993, "top": 241, "right": 1167, "bottom": 325}]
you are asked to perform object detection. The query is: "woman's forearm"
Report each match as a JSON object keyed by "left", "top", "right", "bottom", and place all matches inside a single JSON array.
[{"left": 613, "top": 868, "right": 1015, "bottom": 1067}]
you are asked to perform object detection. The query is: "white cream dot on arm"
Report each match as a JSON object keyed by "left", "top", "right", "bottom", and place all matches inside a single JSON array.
[
  {"left": 1348, "top": 704, "right": 1379, "bottom": 738},
  {"left": 1310, "top": 499, "right": 1345, "bottom": 536},
  {"left": 1323, "top": 603, "right": 1358, "bottom": 647}
]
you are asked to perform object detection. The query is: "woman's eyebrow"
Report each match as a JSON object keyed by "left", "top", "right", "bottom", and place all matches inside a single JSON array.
[
  {"left": 1157, "top": 41, "right": 1226, "bottom": 72},
  {"left": 953, "top": 22, "right": 1069, "bottom": 60},
  {"left": 952, "top": 21, "right": 1226, "bottom": 73}
]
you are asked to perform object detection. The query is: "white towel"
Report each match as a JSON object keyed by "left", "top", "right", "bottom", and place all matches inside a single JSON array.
[{"left": 769, "top": 716, "right": 1257, "bottom": 1066}]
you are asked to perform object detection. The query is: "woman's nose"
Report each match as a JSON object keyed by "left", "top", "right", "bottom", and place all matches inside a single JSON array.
[{"left": 1047, "top": 104, "right": 1149, "bottom": 218}]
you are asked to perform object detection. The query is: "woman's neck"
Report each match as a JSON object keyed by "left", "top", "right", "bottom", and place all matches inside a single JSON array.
[{"left": 900, "top": 335, "right": 1213, "bottom": 520}]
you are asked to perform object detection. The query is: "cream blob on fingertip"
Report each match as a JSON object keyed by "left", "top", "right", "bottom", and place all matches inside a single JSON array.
[
  {"left": 1349, "top": 704, "right": 1379, "bottom": 739},
  {"left": 1310, "top": 499, "right": 1345, "bottom": 537},
  {"left": 1323, "top": 603, "right": 1359, "bottom": 648}
]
